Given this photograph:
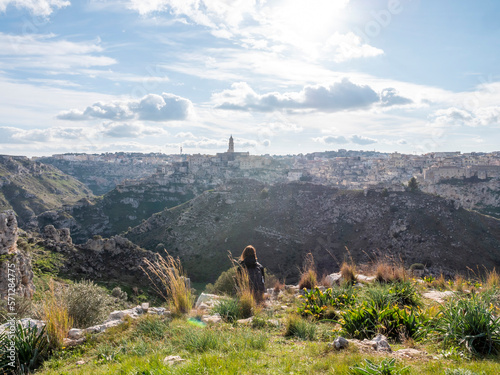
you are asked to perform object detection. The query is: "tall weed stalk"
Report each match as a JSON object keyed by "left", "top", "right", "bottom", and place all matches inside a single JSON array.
[{"left": 142, "top": 254, "right": 192, "bottom": 316}]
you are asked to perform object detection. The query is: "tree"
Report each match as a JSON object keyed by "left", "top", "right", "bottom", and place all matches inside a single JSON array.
[{"left": 408, "top": 177, "right": 419, "bottom": 192}]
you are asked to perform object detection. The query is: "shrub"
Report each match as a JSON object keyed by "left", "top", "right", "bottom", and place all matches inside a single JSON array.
[
  {"left": 340, "top": 262, "right": 357, "bottom": 285},
  {"left": 65, "top": 280, "right": 114, "bottom": 328},
  {"left": 111, "top": 286, "right": 128, "bottom": 300},
  {"left": 211, "top": 267, "right": 238, "bottom": 296},
  {"left": 349, "top": 358, "right": 408, "bottom": 375},
  {"left": 284, "top": 314, "right": 317, "bottom": 341},
  {"left": 0, "top": 321, "right": 49, "bottom": 374},
  {"left": 431, "top": 293, "right": 500, "bottom": 356},
  {"left": 142, "top": 254, "right": 192, "bottom": 316}
]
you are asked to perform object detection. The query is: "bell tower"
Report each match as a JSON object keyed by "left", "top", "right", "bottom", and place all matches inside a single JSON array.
[{"left": 228, "top": 135, "right": 234, "bottom": 153}]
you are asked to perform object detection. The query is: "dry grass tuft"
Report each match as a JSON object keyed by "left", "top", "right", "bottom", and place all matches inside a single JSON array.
[
  {"left": 39, "top": 279, "right": 73, "bottom": 350},
  {"left": 142, "top": 253, "right": 192, "bottom": 316},
  {"left": 298, "top": 253, "right": 317, "bottom": 290},
  {"left": 233, "top": 263, "right": 257, "bottom": 314},
  {"left": 340, "top": 262, "right": 357, "bottom": 285},
  {"left": 431, "top": 273, "right": 447, "bottom": 290},
  {"left": 485, "top": 268, "right": 500, "bottom": 289}
]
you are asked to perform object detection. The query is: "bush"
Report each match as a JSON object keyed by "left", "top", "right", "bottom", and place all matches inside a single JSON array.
[
  {"left": 284, "top": 315, "right": 317, "bottom": 340},
  {"left": 211, "top": 267, "right": 237, "bottom": 296},
  {"left": 64, "top": 280, "right": 114, "bottom": 328},
  {"left": 111, "top": 286, "right": 128, "bottom": 300},
  {"left": 432, "top": 293, "right": 500, "bottom": 356},
  {"left": 0, "top": 321, "right": 48, "bottom": 374}
]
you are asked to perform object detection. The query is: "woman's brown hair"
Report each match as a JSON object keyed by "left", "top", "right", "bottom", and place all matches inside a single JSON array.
[{"left": 240, "top": 245, "right": 257, "bottom": 261}]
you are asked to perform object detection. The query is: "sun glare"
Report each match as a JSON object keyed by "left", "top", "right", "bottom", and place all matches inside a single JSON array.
[{"left": 269, "top": 0, "right": 349, "bottom": 53}]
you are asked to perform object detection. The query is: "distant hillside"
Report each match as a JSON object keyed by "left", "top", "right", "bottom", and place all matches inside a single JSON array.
[
  {"left": 422, "top": 177, "right": 500, "bottom": 219},
  {"left": 126, "top": 180, "right": 500, "bottom": 282},
  {"left": 0, "top": 155, "right": 93, "bottom": 226},
  {"left": 39, "top": 157, "right": 157, "bottom": 195},
  {"left": 37, "top": 180, "right": 209, "bottom": 243}
]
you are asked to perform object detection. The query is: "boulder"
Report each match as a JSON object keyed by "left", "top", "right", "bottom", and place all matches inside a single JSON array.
[{"left": 331, "top": 336, "right": 349, "bottom": 350}]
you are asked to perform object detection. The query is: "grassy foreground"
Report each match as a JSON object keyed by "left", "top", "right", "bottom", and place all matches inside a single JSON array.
[{"left": 36, "top": 313, "right": 500, "bottom": 375}]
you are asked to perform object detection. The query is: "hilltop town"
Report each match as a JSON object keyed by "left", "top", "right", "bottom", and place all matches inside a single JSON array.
[{"left": 40, "top": 137, "right": 500, "bottom": 193}]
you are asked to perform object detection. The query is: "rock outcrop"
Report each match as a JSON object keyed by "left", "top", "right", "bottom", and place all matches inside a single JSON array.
[
  {"left": 0, "top": 211, "right": 34, "bottom": 299},
  {"left": 35, "top": 225, "right": 159, "bottom": 287}
]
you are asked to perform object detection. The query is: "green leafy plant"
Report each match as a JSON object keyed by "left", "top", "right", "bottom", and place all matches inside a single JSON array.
[
  {"left": 340, "top": 303, "right": 427, "bottom": 341},
  {"left": 350, "top": 358, "right": 408, "bottom": 375},
  {"left": 431, "top": 293, "right": 500, "bottom": 356},
  {"left": 298, "top": 286, "right": 356, "bottom": 320},
  {"left": 388, "top": 281, "right": 421, "bottom": 308},
  {"left": 0, "top": 322, "right": 49, "bottom": 374}
]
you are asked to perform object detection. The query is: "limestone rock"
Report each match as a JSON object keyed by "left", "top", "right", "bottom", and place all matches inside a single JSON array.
[
  {"left": 331, "top": 336, "right": 349, "bottom": 350},
  {"left": 0, "top": 211, "right": 34, "bottom": 299},
  {"left": 163, "top": 355, "right": 185, "bottom": 366}
]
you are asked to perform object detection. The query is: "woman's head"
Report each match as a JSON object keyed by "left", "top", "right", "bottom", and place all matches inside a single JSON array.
[{"left": 240, "top": 245, "right": 257, "bottom": 261}]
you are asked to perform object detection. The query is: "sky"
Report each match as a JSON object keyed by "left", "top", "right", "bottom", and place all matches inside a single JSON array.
[{"left": 0, "top": 0, "right": 500, "bottom": 157}]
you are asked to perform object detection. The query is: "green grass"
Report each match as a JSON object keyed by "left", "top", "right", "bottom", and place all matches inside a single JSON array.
[{"left": 35, "top": 313, "right": 500, "bottom": 375}]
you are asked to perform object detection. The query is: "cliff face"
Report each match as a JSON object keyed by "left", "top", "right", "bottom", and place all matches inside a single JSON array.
[
  {"left": 39, "top": 157, "right": 158, "bottom": 195},
  {"left": 0, "top": 156, "right": 93, "bottom": 227},
  {"left": 0, "top": 211, "right": 34, "bottom": 299},
  {"left": 126, "top": 180, "right": 500, "bottom": 282},
  {"left": 422, "top": 178, "right": 500, "bottom": 219},
  {"left": 37, "top": 181, "right": 207, "bottom": 243}
]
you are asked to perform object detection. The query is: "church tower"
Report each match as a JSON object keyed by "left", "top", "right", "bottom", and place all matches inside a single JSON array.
[{"left": 228, "top": 135, "right": 234, "bottom": 153}]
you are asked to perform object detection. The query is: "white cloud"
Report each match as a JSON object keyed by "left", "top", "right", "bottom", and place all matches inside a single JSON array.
[
  {"left": 128, "top": 1, "right": 382, "bottom": 63},
  {"left": 0, "top": 33, "right": 116, "bottom": 70},
  {"left": 431, "top": 106, "right": 500, "bottom": 127},
  {"left": 101, "top": 122, "right": 167, "bottom": 138},
  {"left": 58, "top": 92, "right": 195, "bottom": 122},
  {"left": 213, "top": 79, "right": 411, "bottom": 113},
  {"left": 324, "top": 32, "right": 384, "bottom": 63},
  {"left": 0, "top": 0, "right": 69, "bottom": 16},
  {"left": 313, "top": 134, "right": 377, "bottom": 145}
]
